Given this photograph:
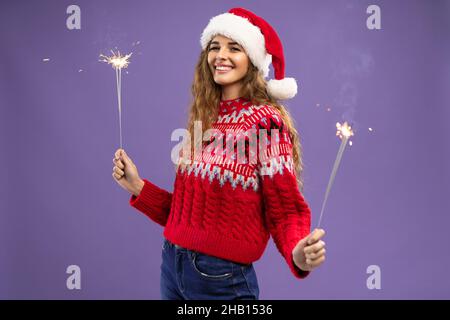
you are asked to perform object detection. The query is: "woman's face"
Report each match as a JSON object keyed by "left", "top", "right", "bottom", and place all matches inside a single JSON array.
[{"left": 207, "top": 35, "right": 249, "bottom": 88}]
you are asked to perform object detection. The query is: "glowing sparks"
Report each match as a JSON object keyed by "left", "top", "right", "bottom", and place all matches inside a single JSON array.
[
  {"left": 336, "top": 122, "right": 354, "bottom": 140},
  {"left": 100, "top": 50, "right": 132, "bottom": 70},
  {"left": 42, "top": 58, "right": 50, "bottom": 62},
  {"left": 327, "top": 107, "right": 331, "bottom": 112},
  {"left": 369, "top": 127, "right": 373, "bottom": 132},
  {"left": 349, "top": 141, "right": 353, "bottom": 146}
]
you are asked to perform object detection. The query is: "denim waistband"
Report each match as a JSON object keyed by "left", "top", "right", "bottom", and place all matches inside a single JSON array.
[
  {"left": 163, "top": 238, "right": 253, "bottom": 267},
  {"left": 164, "top": 238, "right": 185, "bottom": 250}
]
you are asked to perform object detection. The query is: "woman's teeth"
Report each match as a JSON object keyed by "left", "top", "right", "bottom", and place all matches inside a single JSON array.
[{"left": 216, "top": 66, "right": 233, "bottom": 72}]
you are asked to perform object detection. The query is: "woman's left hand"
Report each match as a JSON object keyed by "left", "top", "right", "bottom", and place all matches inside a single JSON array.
[{"left": 292, "top": 228, "right": 326, "bottom": 272}]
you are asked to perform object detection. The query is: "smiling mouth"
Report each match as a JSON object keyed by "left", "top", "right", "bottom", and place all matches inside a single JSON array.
[{"left": 215, "top": 66, "right": 234, "bottom": 74}]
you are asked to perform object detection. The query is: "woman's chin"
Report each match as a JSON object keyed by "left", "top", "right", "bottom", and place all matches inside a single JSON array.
[{"left": 213, "top": 76, "right": 239, "bottom": 86}]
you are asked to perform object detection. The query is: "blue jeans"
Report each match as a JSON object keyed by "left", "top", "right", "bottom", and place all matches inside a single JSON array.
[{"left": 160, "top": 238, "right": 260, "bottom": 300}]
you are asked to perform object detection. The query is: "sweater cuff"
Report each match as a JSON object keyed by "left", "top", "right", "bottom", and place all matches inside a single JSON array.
[
  {"left": 129, "top": 179, "right": 171, "bottom": 226},
  {"left": 130, "top": 179, "right": 159, "bottom": 206}
]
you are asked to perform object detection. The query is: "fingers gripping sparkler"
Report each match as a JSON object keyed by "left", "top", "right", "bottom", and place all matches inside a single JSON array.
[
  {"left": 317, "top": 122, "right": 354, "bottom": 228},
  {"left": 100, "top": 50, "right": 132, "bottom": 149}
]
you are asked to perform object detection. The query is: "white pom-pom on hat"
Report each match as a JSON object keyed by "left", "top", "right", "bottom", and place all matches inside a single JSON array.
[{"left": 267, "top": 77, "right": 298, "bottom": 100}]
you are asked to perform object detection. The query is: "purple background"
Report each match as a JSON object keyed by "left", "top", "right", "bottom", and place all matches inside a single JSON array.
[{"left": 1, "top": 0, "right": 449, "bottom": 299}]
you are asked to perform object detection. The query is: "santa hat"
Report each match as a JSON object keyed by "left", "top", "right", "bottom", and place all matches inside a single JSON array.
[{"left": 200, "top": 7, "right": 297, "bottom": 100}]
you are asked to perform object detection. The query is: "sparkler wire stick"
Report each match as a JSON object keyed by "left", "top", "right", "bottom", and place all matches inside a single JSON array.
[
  {"left": 100, "top": 50, "right": 132, "bottom": 149},
  {"left": 317, "top": 122, "right": 354, "bottom": 228},
  {"left": 115, "top": 67, "right": 123, "bottom": 149}
]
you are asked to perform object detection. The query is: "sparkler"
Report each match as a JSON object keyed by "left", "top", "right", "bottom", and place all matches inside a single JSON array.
[
  {"left": 317, "top": 121, "right": 354, "bottom": 228},
  {"left": 100, "top": 50, "right": 132, "bottom": 149}
]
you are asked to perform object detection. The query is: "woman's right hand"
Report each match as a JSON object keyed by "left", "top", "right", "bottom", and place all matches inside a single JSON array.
[{"left": 112, "top": 148, "right": 144, "bottom": 197}]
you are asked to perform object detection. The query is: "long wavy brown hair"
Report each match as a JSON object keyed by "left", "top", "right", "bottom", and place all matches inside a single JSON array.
[{"left": 179, "top": 41, "right": 305, "bottom": 191}]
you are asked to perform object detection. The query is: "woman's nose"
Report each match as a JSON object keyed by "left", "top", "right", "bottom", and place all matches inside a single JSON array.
[{"left": 216, "top": 47, "right": 229, "bottom": 59}]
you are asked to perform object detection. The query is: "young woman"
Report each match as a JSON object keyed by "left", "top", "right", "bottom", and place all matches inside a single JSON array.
[{"left": 112, "top": 7, "right": 326, "bottom": 300}]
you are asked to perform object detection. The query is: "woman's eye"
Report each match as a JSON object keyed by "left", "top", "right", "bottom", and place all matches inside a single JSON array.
[{"left": 209, "top": 47, "right": 240, "bottom": 51}]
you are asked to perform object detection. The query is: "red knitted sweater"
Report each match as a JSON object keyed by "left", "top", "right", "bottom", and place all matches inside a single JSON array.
[{"left": 129, "top": 97, "right": 311, "bottom": 279}]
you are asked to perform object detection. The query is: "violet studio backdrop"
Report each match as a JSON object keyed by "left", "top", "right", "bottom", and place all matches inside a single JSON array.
[{"left": 0, "top": 0, "right": 449, "bottom": 299}]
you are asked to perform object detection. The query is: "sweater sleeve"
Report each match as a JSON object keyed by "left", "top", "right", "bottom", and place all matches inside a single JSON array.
[
  {"left": 257, "top": 109, "right": 312, "bottom": 279},
  {"left": 129, "top": 179, "right": 172, "bottom": 227}
]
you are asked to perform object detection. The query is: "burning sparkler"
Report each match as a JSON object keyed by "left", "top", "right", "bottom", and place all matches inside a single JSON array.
[
  {"left": 317, "top": 121, "right": 354, "bottom": 228},
  {"left": 100, "top": 50, "right": 132, "bottom": 149}
]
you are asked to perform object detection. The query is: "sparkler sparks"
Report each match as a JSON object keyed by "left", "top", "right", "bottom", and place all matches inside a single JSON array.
[
  {"left": 100, "top": 50, "right": 132, "bottom": 149},
  {"left": 100, "top": 50, "right": 132, "bottom": 70},
  {"left": 336, "top": 121, "right": 354, "bottom": 139},
  {"left": 317, "top": 122, "right": 354, "bottom": 228}
]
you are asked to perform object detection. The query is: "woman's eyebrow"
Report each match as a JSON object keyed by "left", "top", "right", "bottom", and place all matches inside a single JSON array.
[{"left": 210, "top": 41, "right": 241, "bottom": 46}]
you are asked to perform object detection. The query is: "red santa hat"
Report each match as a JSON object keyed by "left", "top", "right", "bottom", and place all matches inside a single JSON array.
[{"left": 200, "top": 7, "right": 298, "bottom": 100}]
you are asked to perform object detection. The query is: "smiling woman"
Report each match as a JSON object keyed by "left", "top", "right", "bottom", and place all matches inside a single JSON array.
[{"left": 112, "top": 7, "right": 326, "bottom": 301}]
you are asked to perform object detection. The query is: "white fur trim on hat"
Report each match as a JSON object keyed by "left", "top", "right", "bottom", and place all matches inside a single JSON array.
[
  {"left": 267, "top": 77, "right": 298, "bottom": 100},
  {"left": 200, "top": 12, "right": 271, "bottom": 78}
]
